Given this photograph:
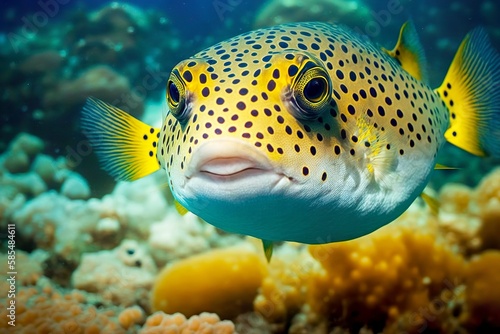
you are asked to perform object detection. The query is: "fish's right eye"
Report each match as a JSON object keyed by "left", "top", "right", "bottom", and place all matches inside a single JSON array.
[{"left": 166, "top": 71, "right": 188, "bottom": 122}]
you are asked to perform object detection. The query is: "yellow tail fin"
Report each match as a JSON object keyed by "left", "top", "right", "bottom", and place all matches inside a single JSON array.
[
  {"left": 436, "top": 28, "right": 500, "bottom": 157},
  {"left": 81, "top": 97, "right": 161, "bottom": 181}
]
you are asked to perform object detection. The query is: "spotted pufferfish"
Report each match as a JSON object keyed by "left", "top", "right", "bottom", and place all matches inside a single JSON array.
[{"left": 82, "top": 21, "right": 500, "bottom": 258}]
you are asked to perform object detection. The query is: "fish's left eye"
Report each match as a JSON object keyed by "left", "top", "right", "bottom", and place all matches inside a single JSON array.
[
  {"left": 166, "top": 70, "right": 189, "bottom": 122},
  {"left": 290, "top": 61, "right": 332, "bottom": 120}
]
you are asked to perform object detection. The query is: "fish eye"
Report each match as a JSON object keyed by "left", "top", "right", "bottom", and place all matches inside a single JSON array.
[
  {"left": 303, "top": 77, "right": 327, "bottom": 103},
  {"left": 290, "top": 61, "right": 332, "bottom": 120},
  {"left": 166, "top": 70, "right": 189, "bottom": 122},
  {"left": 168, "top": 81, "right": 180, "bottom": 104}
]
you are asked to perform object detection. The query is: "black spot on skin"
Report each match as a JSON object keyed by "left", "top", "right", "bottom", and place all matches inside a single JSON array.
[
  {"left": 334, "top": 145, "right": 341, "bottom": 155},
  {"left": 149, "top": 151, "right": 153, "bottom": 157},
  {"left": 237, "top": 101, "right": 246, "bottom": 110},
  {"left": 288, "top": 64, "right": 298, "bottom": 76},
  {"left": 322, "top": 172, "right": 327, "bottom": 181},
  {"left": 273, "top": 68, "right": 280, "bottom": 79},
  {"left": 267, "top": 80, "right": 276, "bottom": 91},
  {"left": 302, "top": 166, "right": 309, "bottom": 176},
  {"left": 347, "top": 105, "right": 356, "bottom": 115},
  {"left": 143, "top": 134, "right": 148, "bottom": 140},
  {"left": 216, "top": 97, "right": 224, "bottom": 105},
  {"left": 183, "top": 70, "right": 193, "bottom": 82},
  {"left": 336, "top": 70, "right": 344, "bottom": 80},
  {"left": 202, "top": 87, "right": 210, "bottom": 97},
  {"left": 378, "top": 106, "right": 385, "bottom": 116},
  {"left": 294, "top": 144, "right": 300, "bottom": 152}
]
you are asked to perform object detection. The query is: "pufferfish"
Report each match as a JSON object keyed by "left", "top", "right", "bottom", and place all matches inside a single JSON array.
[{"left": 82, "top": 21, "right": 500, "bottom": 257}]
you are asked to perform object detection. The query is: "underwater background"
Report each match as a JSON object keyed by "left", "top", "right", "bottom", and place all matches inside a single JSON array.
[{"left": 1, "top": 0, "right": 500, "bottom": 333}]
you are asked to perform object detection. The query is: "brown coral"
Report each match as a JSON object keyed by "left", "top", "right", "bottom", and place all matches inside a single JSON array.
[
  {"left": 464, "top": 251, "right": 500, "bottom": 329},
  {"left": 140, "top": 312, "right": 236, "bottom": 334},
  {"left": 0, "top": 280, "right": 126, "bottom": 334}
]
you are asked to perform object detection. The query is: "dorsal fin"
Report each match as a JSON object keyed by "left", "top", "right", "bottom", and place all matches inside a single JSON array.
[{"left": 383, "top": 21, "right": 428, "bottom": 83}]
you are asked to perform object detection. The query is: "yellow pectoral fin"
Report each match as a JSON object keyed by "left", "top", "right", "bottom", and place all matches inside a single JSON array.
[
  {"left": 434, "top": 163, "right": 458, "bottom": 170},
  {"left": 383, "top": 21, "right": 428, "bottom": 83},
  {"left": 81, "top": 97, "right": 161, "bottom": 181}
]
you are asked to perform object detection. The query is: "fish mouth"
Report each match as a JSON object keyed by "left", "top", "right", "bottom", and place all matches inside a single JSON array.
[{"left": 185, "top": 139, "right": 276, "bottom": 182}]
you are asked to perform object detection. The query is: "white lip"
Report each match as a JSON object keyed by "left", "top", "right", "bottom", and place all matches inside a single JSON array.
[{"left": 185, "top": 139, "right": 274, "bottom": 180}]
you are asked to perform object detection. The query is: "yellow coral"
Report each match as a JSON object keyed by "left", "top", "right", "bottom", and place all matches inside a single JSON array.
[
  {"left": 140, "top": 312, "right": 235, "bottom": 334},
  {"left": 307, "top": 226, "right": 465, "bottom": 330},
  {"left": 465, "top": 251, "right": 500, "bottom": 328},
  {"left": 475, "top": 168, "right": 500, "bottom": 251},
  {"left": 151, "top": 246, "right": 267, "bottom": 319},
  {"left": 254, "top": 244, "right": 316, "bottom": 324}
]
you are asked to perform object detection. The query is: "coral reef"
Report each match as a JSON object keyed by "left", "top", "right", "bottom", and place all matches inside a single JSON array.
[
  {"left": 464, "top": 251, "right": 500, "bottom": 329},
  {"left": 254, "top": 0, "right": 372, "bottom": 29},
  {"left": 0, "top": 279, "right": 127, "bottom": 334},
  {"left": 43, "top": 64, "right": 144, "bottom": 118},
  {"left": 307, "top": 226, "right": 464, "bottom": 332},
  {"left": 0, "top": 250, "right": 46, "bottom": 286},
  {"left": 72, "top": 240, "right": 157, "bottom": 308},
  {"left": 140, "top": 312, "right": 235, "bottom": 334},
  {"left": 151, "top": 245, "right": 267, "bottom": 320}
]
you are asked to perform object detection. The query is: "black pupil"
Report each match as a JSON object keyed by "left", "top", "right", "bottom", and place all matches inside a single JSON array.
[
  {"left": 304, "top": 78, "right": 326, "bottom": 102},
  {"left": 169, "top": 81, "right": 180, "bottom": 103}
]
